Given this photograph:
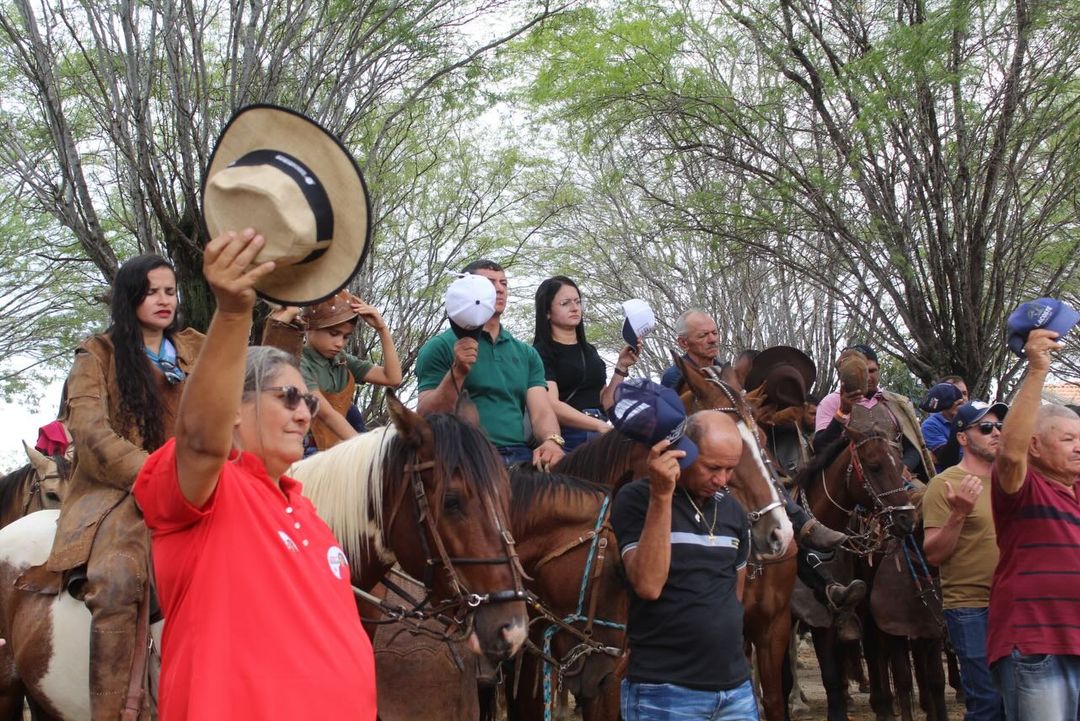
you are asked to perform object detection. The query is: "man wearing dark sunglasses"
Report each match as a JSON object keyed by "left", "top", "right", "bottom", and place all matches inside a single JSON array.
[
  {"left": 923, "top": 399, "right": 1009, "bottom": 721},
  {"left": 987, "top": 328, "right": 1080, "bottom": 720}
]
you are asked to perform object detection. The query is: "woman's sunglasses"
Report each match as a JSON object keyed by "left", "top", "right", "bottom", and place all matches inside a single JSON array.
[
  {"left": 264, "top": 386, "right": 319, "bottom": 415},
  {"left": 969, "top": 421, "right": 1003, "bottom": 435}
]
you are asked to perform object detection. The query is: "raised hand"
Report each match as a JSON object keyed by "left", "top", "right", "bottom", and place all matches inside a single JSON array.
[
  {"left": 351, "top": 298, "right": 388, "bottom": 332},
  {"left": 944, "top": 474, "right": 982, "bottom": 516},
  {"left": 1024, "top": 328, "right": 1064, "bottom": 371},
  {"left": 203, "top": 229, "right": 276, "bottom": 314},
  {"left": 647, "top": 438, "right": 682, "bottom": 498}
]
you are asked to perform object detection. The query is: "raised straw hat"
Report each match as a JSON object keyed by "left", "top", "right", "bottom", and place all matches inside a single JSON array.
[{"left": 202, "top": 105, "right": 372, "bottom": 306}]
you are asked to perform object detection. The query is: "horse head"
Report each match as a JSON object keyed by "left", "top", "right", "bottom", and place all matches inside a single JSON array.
[
  {"left": 384, "top": 390, "right": 528, "bottom": 664},
  {"left": 846, "top": 405, "right": 916, "bottom": 536},
  {"left": 508, "top": 467, "right": 626, "bottom": 702},
  {"left": 21, "top": 441, "right": 69, "bottom": 510},
  {"left": 675, "top": 355, "right": 794, "bottom": 559}
]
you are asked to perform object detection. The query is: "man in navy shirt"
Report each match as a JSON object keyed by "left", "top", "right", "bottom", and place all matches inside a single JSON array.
[{"left": 612, "top": 401, "right": 758, "bottom": 720}]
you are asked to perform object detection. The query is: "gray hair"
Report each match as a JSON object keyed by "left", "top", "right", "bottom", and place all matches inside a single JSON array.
[
  {"left": 242, "top": 346, "right": 299, "bottom": 398},
  {"left": 674, "top": 309, "right": 711, "bottom": 339},
  {"left": 1035, "top": 403, "right": 1080, "bottom": 439}
]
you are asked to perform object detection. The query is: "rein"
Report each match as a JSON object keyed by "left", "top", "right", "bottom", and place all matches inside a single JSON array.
[
  {"left": 353, "top": 453, "right": 528, "bottom": 641},
  {"left": 525, "top": 493, "right": 625, "bottom": 721},
  {"left": 817, "top": 435, "right": 914, "bottom": 557},
  {"left": 21, "top": 468, "right": 60, "bottom": 517},
  {"left": 692, "top": 369, "right": 787, "bottom": 538}
]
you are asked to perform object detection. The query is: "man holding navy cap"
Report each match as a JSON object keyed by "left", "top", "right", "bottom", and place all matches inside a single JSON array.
[
  {"left": 611, "top": 378, "right": 759, "bottom": 720},
  {"left": 987, "top": 300, "right": 1080, "bottom": 721}
]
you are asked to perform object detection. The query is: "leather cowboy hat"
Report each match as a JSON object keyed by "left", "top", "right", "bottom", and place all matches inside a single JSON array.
[
  {"left": 744, "top": 346, "right": 816, "bottom": 408},
  {"left": 202, "top": 105, "right": 372, "bottom": 306}
]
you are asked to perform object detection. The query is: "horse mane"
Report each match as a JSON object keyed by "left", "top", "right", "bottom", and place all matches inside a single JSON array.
[
  {"left": 554, "top": 430, "right": 640, "bottom": 488},
  {"left": 0, "top": 464, "right": 31, "bottom": 514},
  {"left": 289, "top": 426, "right": 398, "bottom": 564},
  {"left": 405, "top": 412, "right": 505, "bottom": 499},
  {"left": 509, "top": 466, "right": 608, "bottom": 538},
  {"left": 794, "top": 435, "right": 849, "bottom": 491}
]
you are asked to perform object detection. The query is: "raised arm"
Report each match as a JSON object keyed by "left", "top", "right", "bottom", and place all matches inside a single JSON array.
[
  {"left": 352, "top": 300, "right": 402, "bottom": 387},
  {"left": 995, "top": 329, "right": 1061, "bottom": 495},
  {"left": 175, "top": 230, "right": 275, "bottom": 507},
  {"left": 599, "top": 344, "right": 639, "bottom": 413},
  {"left": 623, "top": 440, "right": 681, "bottom": 600},
  {"left": 416, "top": 337, "right": 477, "bottom": 416}
]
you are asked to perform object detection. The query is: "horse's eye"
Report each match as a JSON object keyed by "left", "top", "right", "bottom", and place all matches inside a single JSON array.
[{"left": 443, "top": 493, "right": 463, "bottom": 514}]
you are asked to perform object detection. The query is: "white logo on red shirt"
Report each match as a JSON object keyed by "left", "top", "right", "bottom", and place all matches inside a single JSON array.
[
  {"left": 278, "top": 530, "right": 299, "bottom": 552},
  {"left": 327, "top": 546, "right": 349, "bottom": 579}
]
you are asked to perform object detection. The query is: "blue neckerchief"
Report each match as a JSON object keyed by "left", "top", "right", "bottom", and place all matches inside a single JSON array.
[{"left": 145, "top": 338, "right": 185, "bottom": 385}]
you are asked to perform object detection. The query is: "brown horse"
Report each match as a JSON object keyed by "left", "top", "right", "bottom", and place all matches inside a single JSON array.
[
  {"left": 675, "top": 357, "right": 798, "bottom": 721},
  {"left": 797, "top": 403, "right": 920, "bottom": 721},
  {"left": 369, "top": 468, "right": 627, "bottom": 721},
  {"left": 0, "top": 441, "right": 72, "bottom": 529},
  {"left": 0, "top": 393, "right": 527, "bottom": 720}
]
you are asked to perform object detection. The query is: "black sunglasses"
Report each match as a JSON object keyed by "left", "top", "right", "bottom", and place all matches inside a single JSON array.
[
  {"left": 264, "top": 386, "right": 319, "bottom": 415},
  {"left": 968, "top": 421, "right": 1003, "bottom": 435}
]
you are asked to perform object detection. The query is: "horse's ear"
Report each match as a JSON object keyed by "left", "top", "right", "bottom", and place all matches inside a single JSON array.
[
  {"left": 386, "top": 390, "right": 434, "bottom": 449},
  {"left": 23, "top": 441, "right": 48, "bottom": 474},
  {"left": 672, "top": 351, "right": 711, "bottom": 398},
  {"left": 454, "top": 390, "right": 482, "bottom": 429}
]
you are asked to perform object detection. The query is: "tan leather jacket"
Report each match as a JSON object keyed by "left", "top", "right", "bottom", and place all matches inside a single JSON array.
[
  {"left": 46, "top": 328, "right": 205, "bottom": 571},
  {"left": 880, "top": 389, "right": 936, "bottom": 484}
]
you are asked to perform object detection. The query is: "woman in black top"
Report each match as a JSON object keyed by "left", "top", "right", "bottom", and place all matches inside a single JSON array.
[{"left": 533, "top": 276, "right": 639, "bottom": 451}]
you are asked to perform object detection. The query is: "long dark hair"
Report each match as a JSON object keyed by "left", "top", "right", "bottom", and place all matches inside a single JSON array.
[
  {"left": 110, "top": 254, "right": 178, "bottom": 451},
  {"left": 533, "top": 276, "right": 588, "bottom": 352}
]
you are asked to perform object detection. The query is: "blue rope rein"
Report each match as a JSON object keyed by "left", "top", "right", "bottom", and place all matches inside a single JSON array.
[{"left": 541, "top": 493, "right": 626, "bottom": 721}]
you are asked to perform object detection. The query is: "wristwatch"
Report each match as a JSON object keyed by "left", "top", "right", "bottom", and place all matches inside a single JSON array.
[{"left": 545, "top": 434, "right": 566, "bottom": 448}]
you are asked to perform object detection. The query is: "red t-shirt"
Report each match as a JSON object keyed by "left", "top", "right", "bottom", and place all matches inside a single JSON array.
[
  {"left": 988, "top": 464, "right": 1080, "bottom": 664},
  {"left": 134, "top": 439, "right": 376, "bottom": 720}
]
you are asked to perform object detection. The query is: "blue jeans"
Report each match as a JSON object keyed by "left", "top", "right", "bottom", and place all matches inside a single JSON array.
[
  {"left": 991, "top": 649, "right": 1080, "bottom": 721},
  {"left": 497, "top": 444, "right": 533, "bottom": 466},
  {"left": 620, "top": 679, "right": 759, "bottom": 721},
  {"left": 944, "top": 607, "right": 1005, "bottom": 721}
]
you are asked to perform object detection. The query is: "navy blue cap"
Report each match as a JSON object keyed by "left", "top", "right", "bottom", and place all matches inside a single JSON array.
[
  {"left": 954, "top": 401, "right": 1009, "bottom": 432},
  {"left": 919, "top": 383, "right": 964, "bottom": 413},
  {"left": 1007, "top": 298, "right": 1080, "bottom": 357},
  {"left": 611, "top": 378, "right": 699, "bottom": 469}
]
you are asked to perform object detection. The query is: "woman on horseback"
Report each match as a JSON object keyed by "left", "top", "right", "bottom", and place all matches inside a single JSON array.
[
  {"left": 134, "top": 229, "right": 375, "bottom": 719},
  {"left": 532, "top": 276, "right": 638, "bottom": 451},
  {"left": 19, "top": 253, "right": 205, "bottom": 721}
]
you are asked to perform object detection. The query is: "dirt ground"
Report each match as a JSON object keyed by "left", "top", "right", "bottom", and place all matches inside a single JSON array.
[
  {"left": 786, "top": 636, "right": 966, "bottom": 721},
  {"left": 515, "top": 635, "right": 968, "bottom": 721}
]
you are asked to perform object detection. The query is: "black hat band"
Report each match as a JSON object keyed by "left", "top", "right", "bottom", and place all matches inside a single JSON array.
[{"left": 230, "top": 149, "right": 334, "bottom": 264}]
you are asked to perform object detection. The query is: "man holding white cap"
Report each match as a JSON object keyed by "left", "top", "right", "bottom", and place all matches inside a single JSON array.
[{"left": 415, "top": 259, "right": 564, "bottom": 468}]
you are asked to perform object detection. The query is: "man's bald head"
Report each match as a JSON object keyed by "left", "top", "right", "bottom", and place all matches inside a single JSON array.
[{"left": 681, "top": 411, "right": 743, "bottom": 501}]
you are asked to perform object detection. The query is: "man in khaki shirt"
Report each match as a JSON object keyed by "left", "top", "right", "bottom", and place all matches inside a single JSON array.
[{"left": 923, "top": 401, "right": 1008, "bottom": 721}]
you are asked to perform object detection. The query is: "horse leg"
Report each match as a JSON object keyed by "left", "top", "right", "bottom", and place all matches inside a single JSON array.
[
  {"left": 785, "top": 624, "right": 809, "bottom": 716},
  {"left": 752, "top": 611, "right": 792, "bottom": 721},
  {"left": 945, "top": 644, "right": 965, "bottom": 705},
  {"left": 890, "top": 634, "right": 917, "bottom": 721},
  {"left": 912, "top": 638, "right": 948, "bottom": 721},
  {"left": 810, "top": 626, "right": 848, "bottom": 721},
  {"left": 861, "top": 615, "right": 895, "bottom": 721},
  {"left": 0, "top": 680, "right": 24, "bottom": 721}
]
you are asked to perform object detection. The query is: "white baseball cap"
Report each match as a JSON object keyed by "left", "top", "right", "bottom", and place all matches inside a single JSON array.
[
  {"left": 622, "top": 299, "right": 656, "bottom": 347},
  {"left": 445, "top": 273, "right": 496, "bottom": 331}
]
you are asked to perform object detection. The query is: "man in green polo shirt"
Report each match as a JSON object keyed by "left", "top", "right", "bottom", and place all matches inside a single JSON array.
[{"left": 416, "top": 259, "right": 565, "bottom": 467}]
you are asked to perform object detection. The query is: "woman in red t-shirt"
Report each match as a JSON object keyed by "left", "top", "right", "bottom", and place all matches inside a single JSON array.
[{"left": 134, "top": 230, "right": 376, "bottom": 720}]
